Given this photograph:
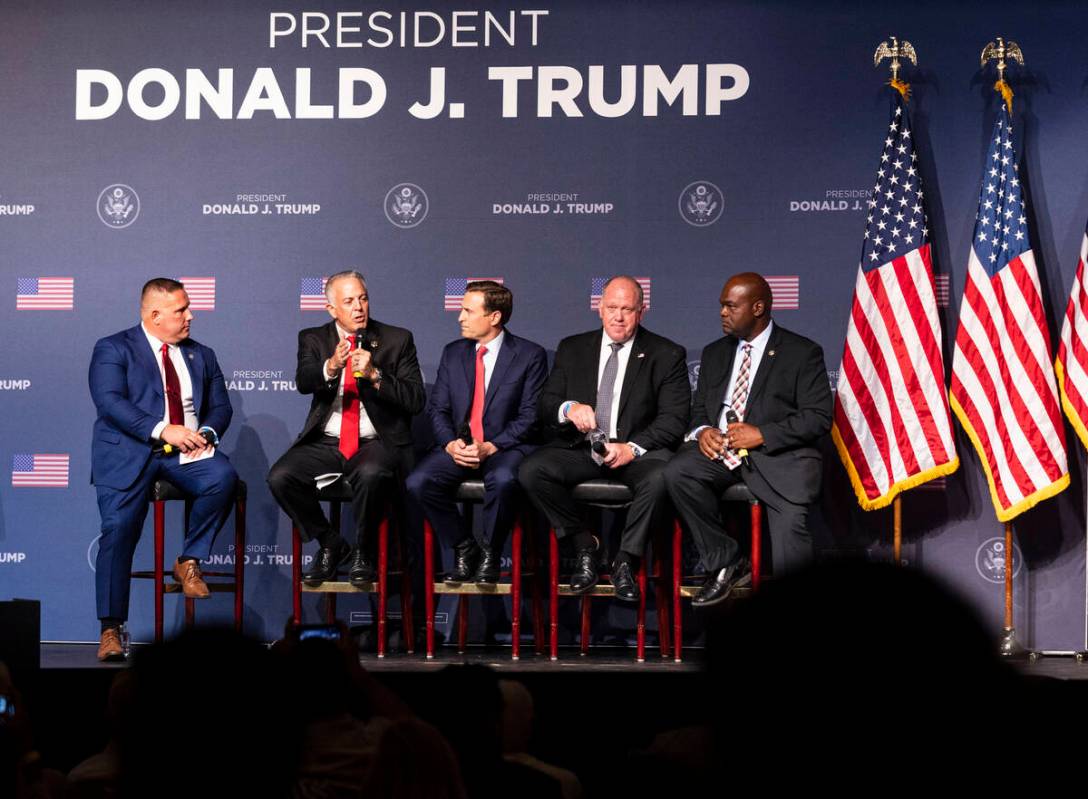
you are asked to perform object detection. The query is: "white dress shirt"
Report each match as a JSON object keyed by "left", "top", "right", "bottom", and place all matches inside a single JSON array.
[
  {"left": 322, "top": 324, "right": 378, "bottom": 440},
  {"left": 143, "top": 324, "right": 198, "bottom": 440},
  {"left": 476, "top": 330, "right": 505, "bottom": 391},
  {"left": 559, "top": 332, "right": 643, "bottom": 453},
  {"left": 687, "top": 320, "right": 775, "bottom": 440}
]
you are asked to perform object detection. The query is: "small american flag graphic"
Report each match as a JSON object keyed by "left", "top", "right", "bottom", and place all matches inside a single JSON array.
[
  {"left": 11, "top": 454, "right": 69, "bottom": 487},
  {"left": 17, "top": 278, "right": 74, "bottom": 310},
  {"left": 590, "top": 277, "right": 651, "bottom": 311},
  {"left": 444, "top": 277, "right": 503, "bottom": 311},
  {"left": 179, "top": 277, "right": 215, "bottom": 311},
  {"left": 299, "top": 277, "right": 328, "bottom": 311},
  {"left": 765, "top": 276, "right": 800, "bottom": 310},
  {"left": 933, "top": 274, "right": 950, "bottom": 308}
]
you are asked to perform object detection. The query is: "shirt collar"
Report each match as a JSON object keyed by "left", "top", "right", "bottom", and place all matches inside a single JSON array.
[
  {"left": 602, "top": 330, "right": 634, "bottom": 350},
  {"left": 141, "top": 322, "right": 172, "bottom": 352},
  {"left": 477, "top": 329, "right": 504, "bottom": 353},
  {"left": 740, "top": 320, "right": 774, "bottom": 355}
]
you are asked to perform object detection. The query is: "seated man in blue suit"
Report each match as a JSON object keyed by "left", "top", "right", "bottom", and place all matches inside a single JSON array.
[
  {"left": 88, "top": 278, "right": 237, "bottom": 660},
  {"left": 406, "top": 281, "right": 547, "bottom": 583}
]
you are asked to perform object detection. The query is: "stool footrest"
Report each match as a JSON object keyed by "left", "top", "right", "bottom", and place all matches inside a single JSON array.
[
  {"left": 676, "top": 584, "right": 753, "bottom": 599},
  {"left": 433, "top": 583, "right": 513, "bottom": 596},
  {"left": 557, "top": 584, "right": 616, "bottom": 597}
]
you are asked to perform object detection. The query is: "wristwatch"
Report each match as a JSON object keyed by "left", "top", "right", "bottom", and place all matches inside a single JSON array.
[
  {"left": 369, "top": 367, "right": 383, "bottom": 385},
  {"left": 626, "top": 442, "right": 642, "bottom": 459}
]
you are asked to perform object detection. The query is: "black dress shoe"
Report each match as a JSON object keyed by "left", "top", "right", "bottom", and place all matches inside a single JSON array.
[
  {"left": 691, "top": 557, "right": 751, "bottom": 607},
  {"left": 473, "top": 548, "right": 501, "bottom": 584},
  {"left": 349, "top": 550, "right": 377, "bottom": 586},
  {"left": 611, "top": 561, "right": 640, "bottom": 603},
  {"left": 445, "top": 539, "right": 479, "bottom": 583},
  {"left": 303, "top": 540, "right": 352, "bottom": 586},
  {"left": 569, "top": 548, "right": 599, "bottom": 594}
]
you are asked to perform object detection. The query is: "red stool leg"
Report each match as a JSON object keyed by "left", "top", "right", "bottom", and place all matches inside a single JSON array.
[
  {"left": 457, "top": 595, "right": 469, "bottom": 654},
  {"left": 580, "top": 595, "right": 591, "bottom": 656},
  {"left": 377, "top": 517, "right": 389, "bottom": 658},
  {"left": 234, "top": 498, "right": 245, "bottom": 633},
  {"left": 672, "top": 520, "right": 683, "bottom": 663},
  {"left": 653, "top": 544, "right": 670, "bottom": 659},
  {"left": 185, "top": 598, "right": 195, "bottom": 628},
  {"left": 424, "top": 520, "right": 436, "bottom": 659},
  {"left": 511, "top": 519, "right": 523, "bottom": 661},
  {"left": 397, "top": 521, "right": 415, "bottom": 655},
  {"left": 530, "top": 526, "right": 545, "bottom": 656},
  {"left": 750, "top": 501, "right": 762, "bottom": 592},
  {"left": 636, "top": 559, "right": 647, "bottom": 663},
  {"left": 329, "top": 502, "right": 342, "bottom": 578},
  {"left": 292, "top": 527, "right": 302, "bottom": 624},
  {"left": 325, "top": 593, "right": 337, "bottom": 623},
  {"left": 154, "top": 501, "right": 165, "bottom": 643},
  {"left": 549, "top": 531, "right": 559, "bottom": 661}
]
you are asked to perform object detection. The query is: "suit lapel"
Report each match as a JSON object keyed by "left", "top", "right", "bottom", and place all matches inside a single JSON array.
[
  {"left": 483, "top": 333, "right": 516, "bottom": 413},
  {"left": 743, "top": 324, "right": 782, "bottom": 410},
  {"left": 129, "top": 326, "right": 164, "bottom": 401},
  {"left": 587, "top": 330, "right": 605, "bottom": 405},
  {"left": 181, "top": 340, "right": 204, "bottom": 413},
  {"left": 711, "top": 340, "right": 737, "bottom": 416},
  {"left": 616, "top": 327, "right": 646, "bottom": 418},
  {"left": 461, "top": 340, "right": 477, "bottom": 396}
]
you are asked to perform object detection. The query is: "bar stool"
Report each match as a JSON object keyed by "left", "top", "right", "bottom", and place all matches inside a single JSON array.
[
  {"left": 423, "top": 479, "right": 546, "bottom": 660},
  {"left": 290, "top": 479, "right": 414, "bottom": 658},
  {"left": 130, "top": 478, "right": 247, "bottom": 643},
  {"left": 671, "top": 482, "right": 761, "bottom": 662},
  {"left": 547, "top": 479, "right": 671, "bottom": 663}
]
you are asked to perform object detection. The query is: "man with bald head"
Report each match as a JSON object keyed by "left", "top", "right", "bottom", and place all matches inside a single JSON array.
[
  {"left": 89, "top": 278, "right": 237, "bottom": 659},
  {"left": 268, "top": 271, "right": 424, "bottom": 588},
  {"left": 519, "top": 275, "right": 690, "bottom": 602},
  {"left": 664, "top": 273, "right": 832, "bottom": 605}
]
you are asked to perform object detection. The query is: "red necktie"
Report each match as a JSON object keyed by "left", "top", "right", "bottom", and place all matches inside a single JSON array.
[
  {"left": 161, "top": 343, "right": 184, "bottom": 426},
  {"left": 469, "top": 345, "right": 488, "bottom": 443},
  {"left": 339, "top": 335, "right": 360, "bottom": 460}
]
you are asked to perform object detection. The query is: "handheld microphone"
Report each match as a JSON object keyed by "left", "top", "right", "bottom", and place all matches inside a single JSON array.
[
  {"left": 351, "top": 334, "right": 367, "bottom": 379},
  {"left": 724, "top": 409, "right": 750, "bottom": 467},
  {"left": 457, "top": 423, "right": 474, "bottom": 446}
]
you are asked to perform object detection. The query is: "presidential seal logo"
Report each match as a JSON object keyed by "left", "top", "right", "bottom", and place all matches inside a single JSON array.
[
  {"left": 976, "top": 537, "right": 1022, "bottom": 584},
  {"left": 679, "top": 181, "right": 723, "bottom": 227},
  {"left": 384, "top": 183, "right": 428, "bottom": 228},
  {"left": 686, "top": 360, "right": 701, "bottom": 392},
  {"left": 97, "top": 184, "right": 140, "bottom": 228}
]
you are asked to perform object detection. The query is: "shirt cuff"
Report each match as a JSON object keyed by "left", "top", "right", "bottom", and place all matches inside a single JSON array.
[
  {"left": 323, "top": 362, "right": 336, "bottom": 382},
  {"left": 685, "top": 425, "right": 710, "bottom": 443},
  {"left": 627, "top": 442, "right": 646, "bottom": 458},
  {"left": 558, "top": 400, "right": 575, "bottom": 424},
  {"left": 151, "top": 421, "right": 167, "bottom": 440}
]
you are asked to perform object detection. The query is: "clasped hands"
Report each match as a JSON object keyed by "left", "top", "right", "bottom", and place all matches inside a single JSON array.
[
  {"left": 564, "top": 402, "right": 634, "bottom": 469},
  {"left": 697, "top": 423, "right": 763, "bottom": 461},
  {"left": 445, "top": 438, "right": 498, "bottom": 467},
  {"left": 161, "top": 424, "right": 212, "bottom": 455}
]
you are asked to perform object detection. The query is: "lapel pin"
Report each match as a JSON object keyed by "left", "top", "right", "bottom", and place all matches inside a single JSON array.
[
  {"left": 636, "top": 352, "right": 645, "bottom": 359},
  {"left": 188, "top": 353, "right": 194, "bottom": 360},
  {"left": 768, "top": 350, "right": 775, "bottom": 357}
]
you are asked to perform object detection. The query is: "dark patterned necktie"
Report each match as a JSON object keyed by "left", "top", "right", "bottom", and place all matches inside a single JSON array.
[{"left": 596, "top": 342, "right": 623, "bottom": 439}]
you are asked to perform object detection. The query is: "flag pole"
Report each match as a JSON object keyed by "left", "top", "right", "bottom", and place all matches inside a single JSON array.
[
  {"left": 998, "top": 521, "right": 1026, "bottom": 657},
  {"left": 893, "top": 494, "right": 902, "bottom": 565}
]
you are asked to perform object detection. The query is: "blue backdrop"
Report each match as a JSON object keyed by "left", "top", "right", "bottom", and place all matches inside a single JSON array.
[{"left": 2, "top": 0, "right": 1087, "bottom": 649}]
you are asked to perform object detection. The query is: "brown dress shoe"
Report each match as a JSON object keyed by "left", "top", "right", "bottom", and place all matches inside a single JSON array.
[
  {"left": 173, "top": 558, "right": 211, "bottom": 598},
  {"left": 98, "top": 628, "right": 124, "bottom": 661}
]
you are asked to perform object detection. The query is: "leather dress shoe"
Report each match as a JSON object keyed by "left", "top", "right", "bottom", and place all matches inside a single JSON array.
[
  {"left": 473, "top": 548, "right": 501, "bottom": 584},
  {"left": 610, "top": 561, "right": 640, "bottom": 603},
  {"left": 173, "top": 558, "right": 211, "bottom": 598},
  {"left": 97, "top": 628, "right": 124, "bottom": 662},
  {"left": 569, "top": 548, "right": 599, "bottom": 594},
  {"left": 349, "top": 550, "right": 377, "bottom": 586},
  {"left": 303, "top": 540, "right": 352, "bottom": 586},
  {"left": 692, "top": 557, "right": 751, "bottom": 608},
  {"left": 445, "top": 539, "right": 479, "bottom": 583}
]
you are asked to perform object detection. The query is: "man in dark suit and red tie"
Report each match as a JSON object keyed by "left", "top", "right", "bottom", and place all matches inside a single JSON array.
[
  {"left": 518, "top": 276, "right": 690, "bottom": 603},
  {"left": 267, "top": 270, "right": 425, "bottom": 587},
  {"left": 405, "top": 281, "right": 547, "bottom": 583},
  {"left": 663, "top": 273, "right": 833, "bottom": 606},
  {"left": 89, "top": 278, "right": 237, "bottom": 660}
]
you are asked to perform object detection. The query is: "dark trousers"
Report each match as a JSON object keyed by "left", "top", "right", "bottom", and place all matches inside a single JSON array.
[
  {"left": 95, "top": 450, "right": 238, "bottom": 620},
  {"left": 405, "top": 448, "right": 527, "bottom": 552},
  {"left": 663, "top": 441, "right": 813, "bottom": 575},
  {"left": 517, "top": 445, "right": 672, "bottom": 557},
  {"left": 267, "top": 435, "right": 409, "bottom": 551}
]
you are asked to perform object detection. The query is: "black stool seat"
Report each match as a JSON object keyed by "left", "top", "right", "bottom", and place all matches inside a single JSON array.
[
  {"left": 454, "top": 480, "right": 486, "bottom": 502},
  {"left": 570, "top": 479, "right": 633, "bottom": 508},
  {"left": 721, "top": 483, "right": 755, "bottom": 502},
  {"left": 152, "top": 477, "right": 248, "bottom": 501}
]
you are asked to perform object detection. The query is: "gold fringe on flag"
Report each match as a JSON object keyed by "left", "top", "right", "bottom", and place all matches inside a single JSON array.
[
  {"left": 889, "top": 78, "right": 911, "bottom": 102},
  {"left": 994, "top": 79, "right": 1014, "bottom": 112}
]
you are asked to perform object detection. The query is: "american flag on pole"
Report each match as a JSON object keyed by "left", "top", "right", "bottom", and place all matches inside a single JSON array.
[
  {"left": 299, "top": 277, "right": 328, "bottom": 311},
  {"left": 11, "top": 454, "right": 69, "bottom": 487},
  {"left": 590, "top": 277, "right": 651, "bottom": 311},
  {"left": 765, "top": 276, "right": 800, "bottom": 310},
  {"left": 17, "top": 278, "right": 74, "bottom": 310},
  {"left": 179, "top": 277, "right": 215, "bottom": 311},
  {"left": 444, "top": 277, "right": 503, "bottom": 311},
  {"left": 831, "top": 92, "right": 958, "bottom": 510},
  {"left": 1056, "top": 224, "right": 1088, "bottom": 449},
  {"left": 950, "top": 104, "right": 1068, "bottom": 521}
]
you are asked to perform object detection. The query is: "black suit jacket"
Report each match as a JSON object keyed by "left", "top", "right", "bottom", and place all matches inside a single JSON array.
[
  {"left": 691, "top": 323, "right": 832, "bottom": 505},
  {"left": 539, "top": 326, "right": 690, "bottom": 451},
  {"left": 292, "top": 319, "right": 425, "bottom": 450}
]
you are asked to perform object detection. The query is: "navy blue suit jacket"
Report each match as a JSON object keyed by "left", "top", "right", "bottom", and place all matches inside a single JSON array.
[
  {"left": 426, "top": 330, "right": 547, "bottom": 454},
  {"left": 88, "top": 325, "right": 233, "bottom": 490}
]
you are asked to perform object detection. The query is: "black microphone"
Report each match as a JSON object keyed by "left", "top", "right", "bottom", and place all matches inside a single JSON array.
[
  {"left": 724, "top": 409, "right": 750, "bottom": 467},
  {"left": 589, "top": 428, "right": 608, "bottom": 456},
  {"left": 457, "top": 423, "right": 474, "bottom": 446},
  {"left": 351, "top": 333, "right": 367, "bottom": 379}
]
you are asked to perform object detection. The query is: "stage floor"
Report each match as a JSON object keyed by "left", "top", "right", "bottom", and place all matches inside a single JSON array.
[{"left": 39, "top": 643, "right": 1088, "bottom": 678}]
